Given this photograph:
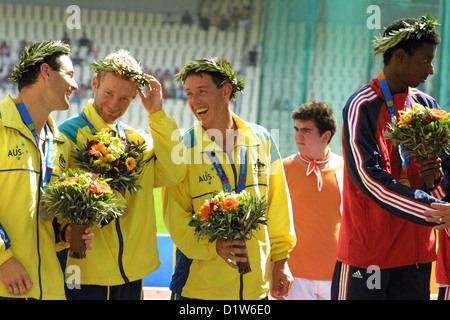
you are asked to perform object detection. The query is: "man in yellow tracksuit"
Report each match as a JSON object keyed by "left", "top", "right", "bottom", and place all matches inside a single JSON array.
[
  {"left": 162, "top": 58, "right": 296, "bottom": 300},
  {"left": 58, "top": 49, "right": 185, "bottom": 299},
  {"left": 0, "top": 41, "right": 83, "bottom": 299}
]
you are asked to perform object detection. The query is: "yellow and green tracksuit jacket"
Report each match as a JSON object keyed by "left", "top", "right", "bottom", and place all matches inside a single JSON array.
[
  {"left": 162, "top": 113, "right": 296, "bottom": 300},
  {"left": 58, "top": 100, "right": 185, "bottom": 286},
  {"left": 0, "top": 95, "right": 71, "bottom": 299}
]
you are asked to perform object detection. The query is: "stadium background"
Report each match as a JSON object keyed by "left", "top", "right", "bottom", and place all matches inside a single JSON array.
[{"left": 0, "top": 0, "right": 448, "bottom": 299}]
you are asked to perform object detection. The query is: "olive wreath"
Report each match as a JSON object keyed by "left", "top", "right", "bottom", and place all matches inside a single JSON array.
[
  {"left": 10, "top": 40, "right": 72, "bottom": 84},
  {"left": 91, "top": 58, "right": 150, "bottom": 87},
  {"left": 175, "top": 58, "right": 245, "bottom": 100},
  {"left": 372, "top": 14, "right": 439, "bottom": 56}
]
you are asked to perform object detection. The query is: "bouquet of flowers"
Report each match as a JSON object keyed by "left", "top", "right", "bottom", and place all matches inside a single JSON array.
[
  {"left": 384, "top": 102, "right": 450, "bottom": 188},
  {"left": 189, "top": 190, "right": 269, "bottom": 274},
  {"left": 40, "top": 168, "right": 125, "bottom": 258},
  {"left": 73, "top": 128, "right": 147, "bottom": 195}
]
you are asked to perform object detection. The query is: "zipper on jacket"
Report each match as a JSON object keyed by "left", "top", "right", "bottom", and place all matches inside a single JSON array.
[
  {"left": 414, "top": 224, "right": 420, "bottom": 269},
  {"left": 115, "top": 219, "right": 129, "bottom": 283},
  {"left": 36, "top": 163, "right": 44, "bottom": 299}
]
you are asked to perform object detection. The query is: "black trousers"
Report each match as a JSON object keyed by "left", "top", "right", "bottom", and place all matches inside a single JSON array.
[
  {"left": 65, "top": 279, "right": 143, "bottom": 300},
  {"left": 331, "top": 260, "right": 431, "bottom": 300}
]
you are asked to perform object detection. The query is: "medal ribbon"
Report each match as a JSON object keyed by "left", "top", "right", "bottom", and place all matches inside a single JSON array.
[
  {"left": 298, "top": 149, "right": 330, "bottom": 191},
  {"left": 80, "top": 111, "right": 127, "bottom": 140},
  {"left": 207, "top": 146, "right": 248, "bottom": 193},
  {"left": 16, "top": 101, "right": 54, "bottom": 191},
  {"left": 81, "top": 111, "right": 128, "bottom": 223},
  {"left": 378, "top": 71, "right": 411, "bottom": 173}
]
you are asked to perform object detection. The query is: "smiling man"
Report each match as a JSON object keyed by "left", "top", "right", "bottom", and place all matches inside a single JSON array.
[
  {"left": 332, "top": 15, "right": 449, "bottom": 300},
  {"left": 58, "top": 49, "right": 185, "bottom": 300},
  {"left": 0, "top": 40, "right": 89, "bottom": 300},
  {"left": 162, "top": 57, "right": 296, "bottom": 300}
]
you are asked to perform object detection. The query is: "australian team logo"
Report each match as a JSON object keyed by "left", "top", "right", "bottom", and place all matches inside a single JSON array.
[
  {"left": 58, "top": 153, "right": 67, "bottom": 171},
  {"left": 253, "top": 158, "right": 266, "bottom": 176},
  {"left": 8, "top": 143, "right": 27, "bottom": 160},
  {"left": 199, "top": 167, "right": 216, "bottom": 184}
]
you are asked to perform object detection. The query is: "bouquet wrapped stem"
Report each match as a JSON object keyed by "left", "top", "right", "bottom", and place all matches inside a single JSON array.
[
  {"left": 415, "top": 156, "right": 438, "bottom": 190},
  {"left": 232, "top": 242, "right": 251, "bottom": 275},
  {"left": 421, "top": 172, "right": 436, "bottom": 190},
  {"left": 69, "top": 224, "right": 91, "bottom": 259},
  {"left": 189, "top": 190, "right": 269, "bottom": 274}
]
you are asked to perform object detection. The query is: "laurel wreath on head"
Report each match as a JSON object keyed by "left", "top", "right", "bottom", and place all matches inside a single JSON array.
[
  {"left": 175, "top": 58, "right": 245, "bottom": 100},
  {"left": 10, "top": 40, "right": 72, "bottom": 84},
  {"left": 91, "top": 59, "right": 151, "bottom": 87},
  {"left": 372, "top": 14, "right": 440, "bottom": 56}
]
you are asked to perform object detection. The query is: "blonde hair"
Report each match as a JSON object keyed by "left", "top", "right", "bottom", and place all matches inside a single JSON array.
[{"left": 91, "top": 49, "right": 149, "bottom": 86}]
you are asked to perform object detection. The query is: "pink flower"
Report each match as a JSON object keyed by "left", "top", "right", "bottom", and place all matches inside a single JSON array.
[{"left": 209, "top": 200, "right": 218, "bottom": 210}]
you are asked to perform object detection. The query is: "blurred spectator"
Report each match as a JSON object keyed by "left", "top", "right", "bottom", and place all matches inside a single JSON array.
[
  {"left": 70, "top": 83, "right": 86, "bottom": 106},
  {"left": 1, "top": 52, "right": 12, "bottom": 69},
  {"left": 219, "top": 14, "right": 230, "bottom": 31},
  {"left": 162, "top": 12, "right": 175, "bottom": 27},
  {"left": 181, "top": 10, "right": 192, "bottom": 25},
  {"left": 78, "top": 32, "right": 91, "bottom": 48},
  {"left": 240, "top": 5, "right": 252, "bottom": 20},
  {"left": 199, "top": 14, "right": 210, "bottom": 31},
  {"left": 0, "top": 41, "right": 11, "bottom": 64},
  {"left": 210, "top": 10, "right": 221, "bottom": 27},
  {"left": 88, "top": 43, "right": 98, "bottom": 58},
  {"left": 248, "top": 45, "right": 259, "bottom": 67},
  {"left": 0, "top": 42, "right": 11, "bottom": 56},
  {"left": 72, "top": 51, "right": 83, "bottom": 66},
  {"left": 62, "top": 32, "right": 71, "bottom": 45},
  {"left": 175, "top": 85, "right": 186, "bottom": 100},
  {"left": 0, "top": 68, "right": 6, "bottom": 83}
]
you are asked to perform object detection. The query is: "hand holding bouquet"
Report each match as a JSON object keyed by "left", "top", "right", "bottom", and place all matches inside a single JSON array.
[
  {"left": 385, "top": 102, "right": 450, "bottom": 189},
  {"left": 189, "top": 190, "right": 269, "bottom": 274},
  {"left": 40, "top": 168, "right": 125, "bottom": 258},
  {"left": 73, "top": 128, "right": 147, "bottom": 195}
]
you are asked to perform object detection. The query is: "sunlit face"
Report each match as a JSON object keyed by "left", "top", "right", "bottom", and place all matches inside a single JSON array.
[
  {"left": 400, "top": 43, "right": 437, "bottom": 88},
  {"left": 91, "top": 72, "right": 138, "bottom": 124},
  {"left": 294, "top": 119, "right": 329, "bottom": 158},
  {"left": 49, "top": 55, "right": 78, "bottom": 111},
  {"left": 184, "top": 73, "right": 231, "bottom": 131}
]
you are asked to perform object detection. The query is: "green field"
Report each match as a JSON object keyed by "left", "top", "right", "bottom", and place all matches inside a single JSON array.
[{"left": 154, "top": 188, "right": 168, "bottom": 234}]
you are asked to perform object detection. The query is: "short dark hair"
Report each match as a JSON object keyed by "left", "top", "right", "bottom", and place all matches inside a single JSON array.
[
  {"left": 17, "top": 43, "right": 66, "bottom": 91},
  {"left": 291, "top": 100, "right": 337, "bottom": 143},
  {"left": 383, "top": 18, "right": 441, "bottom": 65}
]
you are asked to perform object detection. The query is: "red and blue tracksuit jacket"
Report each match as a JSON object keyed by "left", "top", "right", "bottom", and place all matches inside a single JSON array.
[{"left": 337, "top": 76, "right": 449, "bottom": 270}]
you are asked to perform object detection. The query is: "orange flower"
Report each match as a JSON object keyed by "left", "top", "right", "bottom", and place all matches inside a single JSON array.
[
  {"left": 61, "top": 177, "right": 80, "bottom": 185},
  {"left": 89, "top": 143, "right": 109, "bottom": 158},
  {"left": 95, "top": 181, "right": 113, "bottom": 194},
  {"left": 220, "top": 196, "right": 239, "bottom": 212},
  {"left": 199, "top": 203, "right": 212, "bottom": 221},
  {"left": 429, "top": 109, "right": 448, "bottom": 119},
  {"left": 125, "top": 157, "right": 136, "bottom": 171},
  {"left": 397, "top": 115, "right": 413, "bottom": 125}
]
